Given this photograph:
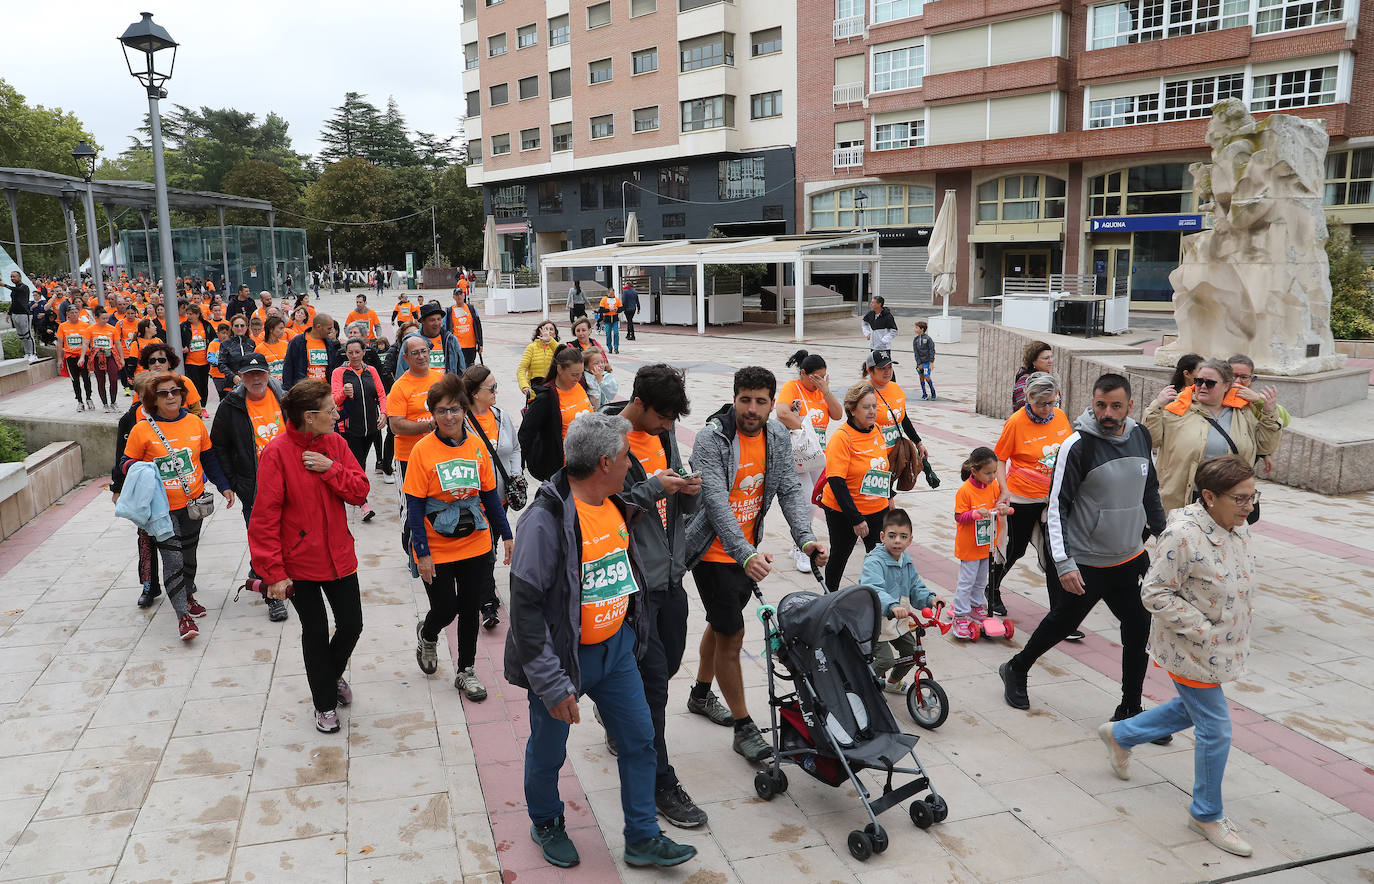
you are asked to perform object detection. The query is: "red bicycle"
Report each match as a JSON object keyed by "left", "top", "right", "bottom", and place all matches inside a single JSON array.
[{"left": 891, "top": 602, "right": 951, "bottom": 729}]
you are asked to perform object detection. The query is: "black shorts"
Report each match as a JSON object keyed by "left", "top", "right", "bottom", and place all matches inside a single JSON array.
[{"left": 691, "top": 560, "right": 755, "bottom": 635}]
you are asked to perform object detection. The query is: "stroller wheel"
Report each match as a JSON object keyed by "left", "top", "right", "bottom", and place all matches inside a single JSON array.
[
  {"left": 864, "top": 823, "right": 889, "bottom": 854},
  {"left": 909, "top": 800, "right": 935, "bottom": 829},
  {"left": 754, "top": 769, "right": 787, "bottom": 801},
  {"left": 928, "top": 795, "right": 949, "bottom": 823},
  {"left": 847, "top": 829, "right": 873, "bottom": 861},
  {"left": 907, "top": 679, "right": 951, "bottom": 730}
]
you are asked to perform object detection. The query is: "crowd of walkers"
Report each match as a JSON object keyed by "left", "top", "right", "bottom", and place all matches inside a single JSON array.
[{"left": 88, "top": 270, "right": 1283, "bottom": 870}]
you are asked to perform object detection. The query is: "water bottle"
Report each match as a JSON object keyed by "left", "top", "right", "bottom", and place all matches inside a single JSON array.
[{"left": 801, "top": 756, "right": 818, "bottom": 776}]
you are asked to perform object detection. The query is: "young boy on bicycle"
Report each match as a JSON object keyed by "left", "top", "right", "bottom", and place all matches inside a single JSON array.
[{"left": 860, "top": 508, "right": 940, "bottom": 694}]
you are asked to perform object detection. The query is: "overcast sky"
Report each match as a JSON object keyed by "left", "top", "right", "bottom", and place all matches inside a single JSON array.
[{"left": 9, "top": 2, "right": 463, "bottom": 161}]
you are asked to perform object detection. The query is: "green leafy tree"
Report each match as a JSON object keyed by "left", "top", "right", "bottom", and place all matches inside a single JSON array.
[
  {"left": 374, "top": 98, "right": 420, "bottom": 168},
  {"left": 1327, "top": 220, "right": 1374, "bottom": 340},
  {"left": 386, "top": 166, "right": 438, "bottom": 266},
  {"left": 220, "top": 159, "right": 302, "bottom": 225},
  {"left": 319, "top": 93, "right": 382, "bottom": 165},
  {"left": 414, "top": 131, "right": 459, "bottom": 170},
  {"left": 433, "top": 164, "right": 484, "bottom": 268},
  {"left": 302, "top": 158, "right": 396, "bottom": 266}
]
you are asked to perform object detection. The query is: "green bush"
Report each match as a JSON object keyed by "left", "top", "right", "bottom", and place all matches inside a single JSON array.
[
  {"left": 1, "top": 331, "right": 20, "bottom": 360},
  {"left": 1327, "top": 222, "right": 1374, "bottom": 341},
  {"left": 0, "top": 419, "right": 25, "bottom": 463}
]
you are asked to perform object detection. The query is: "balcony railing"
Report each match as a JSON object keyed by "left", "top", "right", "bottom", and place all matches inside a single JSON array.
[
  {"left": 833, "top": 146, "right": 864, "bottom": 168},
  {"left": 833, "top": 82, "right": 864, "bottom": 105},
  {"left": 834, "top": 15, "right": 865, "bottom": 39}
]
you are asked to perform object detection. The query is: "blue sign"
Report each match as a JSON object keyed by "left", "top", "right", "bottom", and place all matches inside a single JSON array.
[{"left": 1090, "top": 215, "right": 1203, "bottom": 233}]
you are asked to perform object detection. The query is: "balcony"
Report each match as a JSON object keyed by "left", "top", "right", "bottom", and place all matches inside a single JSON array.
[
  {"left": 833, "top": 82, "right": 865, "bottom": 105},
  {"left": 833, "top": 145, "right": 864, "bottom": 168},
  {"left": 834, "top": 15, "right": 865, "bottom": 39}
]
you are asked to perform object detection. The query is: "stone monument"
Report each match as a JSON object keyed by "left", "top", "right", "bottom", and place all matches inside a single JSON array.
[{"left": 1158, "top": 99, "right": 1345, "bottom": 375}]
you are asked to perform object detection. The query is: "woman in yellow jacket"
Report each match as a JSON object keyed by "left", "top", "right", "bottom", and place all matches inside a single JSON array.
[
  {"left": 516, "top": 320, "right": 560, "bottom": 400},
  {"left": 1143, "top": 358, "right": 1281, "bottom": 512}
]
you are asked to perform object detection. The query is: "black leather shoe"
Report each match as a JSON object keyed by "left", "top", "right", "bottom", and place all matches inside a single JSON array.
[{"left": 137, "top": 584, "right": 161, "bottom": 608}]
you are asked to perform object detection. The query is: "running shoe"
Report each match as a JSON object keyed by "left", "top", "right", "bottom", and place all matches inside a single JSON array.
[
  {"left": 882, "top": 678, "right": 908, "bottom": 695},
  {"left": 86, "top": 398, "right": 95, "bottom": 411},
  {"left": 361, "top": 505, "right": 375, "bottom": 523},
  {"left": 185, "top": 594, "right": 207, "bottom": 618},
  {"left": 970, "top": 604, "right": 988, "bottom": 621},
  {"left": 416, "top": 620, "right": 438, "bottom": 674},
  {"left": 530, "top": 816, "right": 579, "bottom": 868},
  {"left": 731, "top": 722, "right": 773, "bottom": 763},
  {"left": 655, "top": 785, "right": 708, "bottom": 828},
  {"left": 481, "top": 600, "right": 500, "bottom": 630},
  {"left": 315, "top": 708, "right": 340, "bottom": 733},
  {"left": 383, "top": 473, "right": 396, "bottom": 485},
  {"left": 178, "top": 615, "right": 199, "bottom": 641},
  {"left": 266, "top": 598, "right": 288, "bottom": 622},
  {"left": 624, "top": 833, "right": 697, "bottom": 867},
  {"left": 454, "top": 667, "right": 487, "bottom": 701},
  {"left": 951, "top": 616, "right": 976, "bottom": 640},
  {"left": 686, "top": 690, "right": 733, "bottom": 726},
  {"left": 336, "top": 678, "right": 353, "bottom": 706}
]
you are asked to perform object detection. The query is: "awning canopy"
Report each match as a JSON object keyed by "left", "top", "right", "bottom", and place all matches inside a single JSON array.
[
  {"left": 536, "top": 233, "right": 879, "bottom": 340},
  {"left": 0, "top": 167, "right": 273, "bottom": 212}
]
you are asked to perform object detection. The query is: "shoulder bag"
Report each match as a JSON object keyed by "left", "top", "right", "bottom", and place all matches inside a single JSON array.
[
  {"left": 1194, "top": 412, "right": 1260, "bottom": 525},
  {"left": 873, "top": 388, "right": 918, "bottom": 493},
  {"left": 146, "top": 415, "right": 216, "bottom": 520},
  {"left": 468, "top": 409, "right": 528, "bottom": 510}
]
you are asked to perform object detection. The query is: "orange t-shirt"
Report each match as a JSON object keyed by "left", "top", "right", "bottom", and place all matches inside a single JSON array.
[
  {"left": 256, "top": 338, "right": 290, "bottom": 384},
  {"left": 599, "top": 295, "right": 621, "bottom": 318},
  {"left": 576, "top": 496, "right": 638, "bottom": 644},
  {"left": 394, "top": 300, "right": 415, "bottom": 323},
  {"left": 184, "top": 324, "right": 209, "bottom": 365},
  {"left": 57, "top": 321, "right": 88, "bottom": 358},
  {"left": 872, "top": 382, "right": 909, "bottom": 448},
  {"left": 820, "top": 422, "right": 891, "bottom": 516},
  {"left": 627, "top": 430, "right": 668, "bottom": 528},
  {"left": 245, "top": 393, "right": 284, "bottom": 456},
  {"left": 701, "top": 430, "right": 766, "bottom": 563},
  {"left": 473, "top": 410, "right": 499, "bottom": 447},
  {"left": 117, "top": 318, "right": 142, "bottom": 352},
  {"left": 449, "top": 305, "right": 476, "bottom": 348},
  {"left": 557, "top": 384, "right": 592, "bottom": 441},
  {"left": 386, "top": 369, "right": 444, "bottom": 462},
  {"left": 425, "top": 335, "right": 446, "bottom": 371},
  {"left": 346, "top": 309, "right": 381, "bottom": 337},
  {"left": 207, "top": 340, "right": 225, "bottom": 379},
  {"left": 779, "top": 378, "right": 830, "bottom": 442},
  {"left": 87, "top": 322, "right": 119, "bottom": 355},
  {"left": 993, "top": 408, "right": 1074, "bottom": 500},
  {"left": 403, "top": 430, "right": 497, "bottom": 564},
  {"left": 954, "top": 477, "right": 1002, "bottom": 562},
  {"left": 304, "top": 337, "right": 330, "bottom": 380},
  {"left": 124, "top": 412, "right": 212, "bottom": 510}
]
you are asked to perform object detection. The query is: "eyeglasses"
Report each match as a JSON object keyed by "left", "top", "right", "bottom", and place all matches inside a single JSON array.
[
  {"left": 480, "top": 383, "right": 498, "bottom": 393},
  {"left": 306, "top": 406, "right": 339, "bottom": 417},
  {"left": 1223, "top": 491, "right": 1261, "bottom": 506},
  {"left": 154, "top": 388, "right": 181, "bottom": 398},
  {"left": 434, "top": 406, "right": 464, "bottom": 418},
  {"left": 1193, "top": 377, "right": 1219, "bottom": 390},
  {"left": 1233, "top": 374, "right": 1253, "bottom": 383}
]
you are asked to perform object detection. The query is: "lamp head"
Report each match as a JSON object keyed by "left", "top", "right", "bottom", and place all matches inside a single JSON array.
[
  {"left": 72, "top": 141, "right": 97, "bottom": 181},
  {"left": 119, "top": 12, "right": 178, "bottom": 96},
  {"left": 325, "top": 225, "right": 333, "bottom": 234}
]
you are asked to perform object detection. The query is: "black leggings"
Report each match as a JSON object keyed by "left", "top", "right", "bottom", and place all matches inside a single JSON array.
[
  {"left": 184, "top": 364, "right": 210, "bottom": 405},
  {"left": 289, "top": 573, "right": 364, "bottom": 713},
  {"left": 381, "top": 430, "right": 395, "bottom": 475},
  {"left": 137, "top": 528, "right": 160, "bottom": 590},
  {"left": 822, "top": 505, "right": 887, "bottom": 592},
  {"left": 991, "top": 500, "right": 1066, "bottom": 609},
  {"left": 65, "top": 356, "right": 91, "bottom": 402},
  {"left": 346, "top": 431, "right": 380, "bottom": 474},
  {"left": 153, "top": 507, "right": 202, "bottom": 618},
  {"left": 420, "top": 552, "right": 495, "bottom": 670},
  {"left": 1010, "top": 553, "right": 1152, "bottom": 709}
]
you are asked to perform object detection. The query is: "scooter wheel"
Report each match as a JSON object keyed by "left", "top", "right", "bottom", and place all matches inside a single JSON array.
[
  {"left": 969, "top": 621, "right": 982, "bottom": 642},
  {"left": 909, "top": 799, "right": 935, "bottom": 829},
  {"left": 847, "top": 829, "right": 873, "bottom": 860},
  {"left": 864, "top": 823, "right": 889, "bottom": 853},
  {"left": 754, "top": 771, "right": 777, "bottom": 801},
  {"left": 1004, "top": 619, "right": 1015, "bottom": 639},
  {"left": 927, "top": 795, "right": 949, "bottom": 823}
]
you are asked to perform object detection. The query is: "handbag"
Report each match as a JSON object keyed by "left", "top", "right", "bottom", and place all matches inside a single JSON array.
[
  {"left": 145, "top": 415, "right": 215, "bottom": 520},
  {"left": 1195, "top": 412, "right": 1260, "bottom": 525},
  {"left": 789, "top": 425, "right": 825, "bottom": 473},
  {"left": 873, "top": 388, "right": 918, "bottom": 493},
  {"left": 468, "top": 409, "right": 528, "bottom": 510}
]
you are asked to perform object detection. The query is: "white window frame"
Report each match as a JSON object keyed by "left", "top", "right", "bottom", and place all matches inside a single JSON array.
[
  {"left": 518, "top": 76, "right": 539, "bottom": 100},
  {"left": 872, "top": 118, "right": 925, "bottom": 150},
  {"left": 1162, "top": 71, "right": 1243, "bottom": 120},
  {"left": 751, "top": 27, "right": 783, "bottom": 56},
  {"left": 871, "top": 44, "right": 924, "bottom": 93},
  {"left": 872, "top": 0, "right": 922, "bottom": 24},
  {"left": 588, "top": 1, "right": 611, "bottom": 28},
  {"left": 551, "top": 122, "right": 573, "bottom": 152},
  {"left": 631, "top": 0, "right": 658, "bottom": 14},
  {"left": 589, "top": 57, "right": 614, "bottom": 85},
  {"left": 487, "top": 33, "right": 507, "bottom": 57},
  {"left": 491, "top": 133, "right": 511, "bottom": 156},
  {"left": 634, "top": 106, "right": 661, "bottom": 132},
  {"left": 520, "top": 128, "right": 541, "bottom": 151},
  {"left": 1088, "top": 93, "right": 1160, "bottom": 128},
  {"left": 1256, "top": 0, "right": 1344, "bottom": 33},
  {"left": 681, "top": 95, "right": 734, "bottom": 132},
  {"left": 1251, "top": 65, "right": 1338, "bottom": 109},
  {"left": 590, "top": 114, "right": 615, "bottom": 139},
  {"left": 633, "top": 47, "right": 659, "bottom": 75},
  {"left": 549, "top": 14, "right": 570, "bottom": 46},
  {"left": 517, "top": 24, "right": 537, "bottom": 49}
]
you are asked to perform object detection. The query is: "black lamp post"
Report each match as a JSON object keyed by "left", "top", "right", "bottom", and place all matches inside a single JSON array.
[
  {"left": 325, "top": 226, "right": 335, "bottom": 292},
  {"left": 72, "top": 141, "right": 106, "bottom": 306},
  {"left": 855, "top": 189, "right": 868, "bottom": 232}
]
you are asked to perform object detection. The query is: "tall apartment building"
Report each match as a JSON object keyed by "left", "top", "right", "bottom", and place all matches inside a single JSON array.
[
  {"left": 461, "top": 0, "right": 798, "bottom": 278},
  {"left": 798, "top": 0, "right": 1372, "bottom": 308}
]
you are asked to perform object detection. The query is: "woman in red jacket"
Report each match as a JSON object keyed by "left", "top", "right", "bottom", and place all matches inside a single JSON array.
[{"left": 248, "top": 379, "right": 371, "bottom": 733}]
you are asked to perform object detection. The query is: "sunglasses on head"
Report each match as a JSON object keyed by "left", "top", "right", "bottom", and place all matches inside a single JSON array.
[{"left": 1193, "top": 377, "right": 1219, "bottom": 389}]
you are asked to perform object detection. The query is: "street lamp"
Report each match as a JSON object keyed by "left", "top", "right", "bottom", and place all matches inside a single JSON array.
[
  {"left": 325, "top": 226, "right": 335, "bottom": 292},
  {"left": 854, "top": 189, "right": 868, "bottom": 232},
  {"left": 72, "top": 141, "right": 106, "bottom": 308},
  {"left": 119, "top": 11, "right": 182, "bottom": 362}
]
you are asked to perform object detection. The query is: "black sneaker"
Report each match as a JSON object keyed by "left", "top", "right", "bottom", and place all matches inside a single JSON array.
[
  {"left": 1066, "top": 629, "right": 1086, "bottom": 642},
  {"left": 531, "top": 816, "right": 579, "bottom": 868},
  {"left": 624, "top": 833, "right": 697, "bottom": 868},
  {"left": 656, "top": 785, "right": 708, "bottom": 828},
  {"left": 266, "top": 598, "right": 288, "bottom": 622},
  {"left": 1112, "top": 703, "right": 1173, "bottom": 746},
  {"left": 137, "top": 583, "right": 161, "bottom": 608},
  {"left": 987, "top": 588, "right": 1008, "bottom": 618},
  {"left": 481, "top": 601, "right": 500, "bottom": 630},
  {"left": 686, "top": 690, "right": 733, "bottom": 727},
  {"left": 1000, "top": 660, "right": 1030, "bottom": 710}
]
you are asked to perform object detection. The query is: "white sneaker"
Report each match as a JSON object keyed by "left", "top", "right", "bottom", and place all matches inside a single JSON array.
[
  {"left": 26, "top": 355, "right": 39, "bottom": 363},
  {"left": 792, "top": 548, "right": 811, "bottom": 572},
  {"left": 384, "top": 472, "right": 396, "bottom": 485}
]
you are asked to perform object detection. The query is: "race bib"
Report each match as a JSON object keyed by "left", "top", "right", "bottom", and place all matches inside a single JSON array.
[
  {"left": 860, "top": 468, "right": 891, "bottom": 498},
  {"left": 429, "top": 350, "right": 445, "bottom": 369},
  {"left": 269, "top": 359, "right": 284, "bottom": 379},
  {"left": 308, "top": 348, "right": 328, "bottom": 366},
  {"left": 154, "top": 447, "right": 194, "bottom": 485},
  {"left": 580, "top": 548, "right": 639, "bottom": 642},
  {"left": 880, "top": 423, "right": 901, "bottom": 447},
  {"left": 436, "top": 457, "right": 480, "bottom": 493},
  {"left": 65, "top": 333, "right": 83, "bottom": 349},
  {"left": 93, "top": 335, "right": 113, "bottom": 350},
  {"left": 974, "top": 517, "right": 994, "bottom": 547},
  {"left": 190, "top": 337, "right": 207, "bottom": 351}
]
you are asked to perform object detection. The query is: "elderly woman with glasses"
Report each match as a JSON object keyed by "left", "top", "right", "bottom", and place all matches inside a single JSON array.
[
  {"left": 138, "top": 343, "right": 204, "bottom": 416},
  {"left": 1144, "top": 358, "right": 1281, "bottom": 512}
]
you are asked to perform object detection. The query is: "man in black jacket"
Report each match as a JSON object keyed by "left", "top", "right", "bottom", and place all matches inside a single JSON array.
[
  {"left": 861, "top": 295, "right": 898, "bottom": 357},
  {"left": 210, "top": 353, "right": 289, "bottom": 621}
]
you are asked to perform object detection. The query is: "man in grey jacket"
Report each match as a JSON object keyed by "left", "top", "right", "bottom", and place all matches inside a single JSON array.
[
  {"left": 600, "top": 364, "right": 705, "bottom": 828},
  {"left": 683, "top": 366, "right": 829, "bottom": 763},
  {"left": 1000, "top": 373, "right": 1168, "bottom": 729}
]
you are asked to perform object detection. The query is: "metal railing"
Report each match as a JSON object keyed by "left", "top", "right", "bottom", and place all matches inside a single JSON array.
[
  {"left": 833, "top": 146, "right": 865, "bottom": 168},
  {"left": 834, "top": 15, "right": 865, "bottom": 39},
  {"left": 833, "top": 82, "right": 864, "bottom": 105},
  {"left": 1001, "top": 274, "right": 1098, "bottom": 298}
]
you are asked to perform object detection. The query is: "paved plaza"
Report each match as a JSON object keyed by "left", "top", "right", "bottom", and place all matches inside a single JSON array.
[{"left": 0, "top": 289, "right": 1372, "bottom": 883}]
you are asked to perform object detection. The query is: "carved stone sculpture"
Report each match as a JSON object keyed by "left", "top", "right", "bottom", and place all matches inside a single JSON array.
[{"left": 1158, "top": 99, "right": 1345, "bottom": 375}]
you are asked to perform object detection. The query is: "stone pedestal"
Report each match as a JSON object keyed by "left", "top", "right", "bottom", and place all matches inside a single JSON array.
[
  {"left": 928, "top": 314, "right": 962, "bottom": 344},
  {"left": 1123, "top": 358, "right": 1368, "bottom": 418}
]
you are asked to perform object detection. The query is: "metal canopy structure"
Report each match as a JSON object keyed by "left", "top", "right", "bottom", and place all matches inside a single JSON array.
[
  {"left": 0, "top": 166, "right": 280, "bottom": 296},
  {"left": 537, "top": 232, "right": 880, "bottom": 341}
]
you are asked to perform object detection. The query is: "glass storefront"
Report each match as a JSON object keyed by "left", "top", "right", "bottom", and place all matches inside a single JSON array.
[
  {"left": 1088, "top": 164, "right": 1197, "bottom": 305},
  {"left": 121, "top": 225, "right": 308, "bottom": 294}
]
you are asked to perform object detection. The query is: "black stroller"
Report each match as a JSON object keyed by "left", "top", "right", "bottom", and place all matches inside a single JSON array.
[{"left": 751, "top": 584, "right": 948, "bottom": 861}]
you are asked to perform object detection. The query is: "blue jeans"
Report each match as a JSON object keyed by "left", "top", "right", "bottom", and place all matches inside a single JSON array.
[
  {"left": 604, "top": 319, "right": 620, "bottom": 351},
  {"left": 1113, "top": 679, "right": 1231, "bottom": 821},
  {"left": 524, "top": 621, "right": 659, "bottom": 843}
]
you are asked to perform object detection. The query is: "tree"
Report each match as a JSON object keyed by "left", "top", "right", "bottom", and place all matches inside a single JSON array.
[
  {"left": 319, "top": 92, "right": 382, "bottom": 165},
  {"left": 433, "top": 165, "right": 484, "bottom": 268},
  {"left": 373, "top": 98, "right": 420, "bottom": 168},
  {"left": 1327, "top": 221, "right": 1374, "bottom": 340},
  {"left": 414, "top": 131, "right": 459, "bottom": 170},
  {"left": 220, "top": 159, "right": 301, "bottom": 225},
  {"left": 302, "top": 158, "right": 397, "bottom": 266}
]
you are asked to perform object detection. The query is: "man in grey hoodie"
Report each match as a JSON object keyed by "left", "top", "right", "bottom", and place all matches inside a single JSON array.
[{"left": 1000, "top": 373, "right": 1167, "bottom": 725}]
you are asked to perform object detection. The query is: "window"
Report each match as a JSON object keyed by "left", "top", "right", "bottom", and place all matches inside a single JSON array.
[
  {"left": 1251, "top": 65, "right": 1338, "bottom": 110},
  {"left": 1256, "top": 0, "right": 1343, "bottom": 33},
  {"left": 493, "top": 184, "right": 525, "bottom": 218},
  {"left": 467, "top": 139, "right": 482, "bottom": 164},
  {"left": 1089, "top": 0, "right": 1246, "bottom": 49},
  {"left": 551, "top": 68, "right": 571, "bottom": 99},
  {"left": 1162, "top": 72, "right": 1242, "bottom": 120},
  {"left": 464, "top": 42, "right": 479, "bottom": 70},
  {"left": 1324, "top": 148, "right": 1374, "bottom": 206},
  {"left": 811, "top": 184, "right": 935, "bottom": 229},
  {"left": 518, "top": 24, "right": 537, "bottom": 48},
  {"left": 634, "top": 106, "right": 660, "bottom": 132},
  {"left": 611, "top": 172, "right": 642, "bottom": 207},
  {"left": 680, "top": 33, "right": 734, "bottom": 71},
  {"left": 518, "top": 76, "right": 539, "bottom": 100},
  {"left": 590, "top": 114, "right": 615, "bottom": 139},
  {"left": 763, "top": 205, "right": 784, "bottom": 221},
  {"left": 581, "top": 229, "right": 596, "bottom": 248},
  {"left": 588, "top": 1, "right": 611, "bottom": 28},
  {"left": 633, "top": 48, "right": 659, "bottom": 75},
  {"left": 491, "top": 133, "right": 511, "bottom": 156},
  {"left": 632, "top": 0, "right": 657, "bottom": 14},
  {"left": 463, "top": 0, "right": 476, "bottom": 21},
  {"left": 872, "top": 45, "right": 923, "bottom": 92},
  {"left": 977, "top": 175, "right": 1066, "bottom": 221},
  {"left": 581, "top": 178, "right": 600, "bottom": 210},
  {"left": 488, "top": 33, "right": 507, "bottom": 57},
  {"left": 589, "top": 58, "right": 613, "bottom": 84},
  {"left": 658, "top": 165, "right": 690, "bottom": 203},
  {"left": 1088, "top": 93, "right": 1160, "bottom": 128},
  {"left": 663, "top": 212, "right": 686, "bottom": 227},
  {"left": 521, "top": 128, "right": 541, "bottom": 150},
  {"left": 873, "top": 0, "right": 922, "bottom": 24},
  {"left": 873, "top": 119, "right": 924, "bottom": 150},
  {"left": 752, "top": 27, "right": 782, "bottom": 56},
  {"left": 1088, "top": 165, "right": 1193, "bottom": 215},
  {"left": 549, "top": 14, "right": 570, "bottom": 46},
  {"left": 489, "top": 83, "right": 509, "bottom": 106},
  {"left": 681, "top": 95, "right": 734, "bottom": 131},
  {"left": 680, "top": 0, "right": 731, "bottom": 9},
  {"left": 552, "top": 122, "right": 573, "bottom": 152},
  {"left": 465, "top": 90, "right": 480, "bottom": 117},
  {"left": 538, "top": 181, "right": 563, "bottom": 213},
  {"left": 719, "top": 157, "right": 766, "bottom": 200},
  {"left": 1165, "top": 0, "right": 1250, "bottom": 36},
  {"left": 751, "top": 91, "right": 782, "bottom": 119}
]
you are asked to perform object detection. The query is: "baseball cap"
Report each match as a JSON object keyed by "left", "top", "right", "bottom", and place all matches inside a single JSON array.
[
  {"left": 419, "top": 303, "right": 444, "bottom": 319},
  {"left": 864, "top": 351, "right": 898, "bottom": 370},
  {"left": 239, "top": 352, "right": 269, "bottom": 373}
]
